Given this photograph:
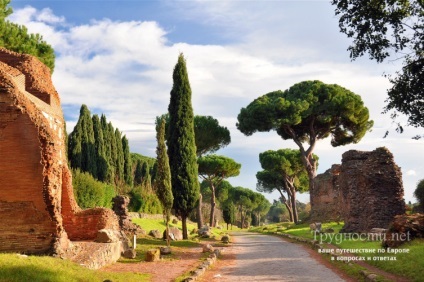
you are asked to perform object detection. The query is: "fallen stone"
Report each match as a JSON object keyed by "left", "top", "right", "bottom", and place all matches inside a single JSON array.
[
  {"left": 122, "top": 249, "right": 136, "bottom": 259},
  {"left": 221, "top": 235, "right": 230, "bottom": 243},
  {"left": 202, "top": 244, "right": 214, "bottom": 253},
  {"left": 163, "top": 227, "right": 183, "bottom": 241},
  {"left": 160, "top": 246, "right": 172, "bottom": 255},
  {"left": 146, "top": 248, "right": 160, "bottom": 262},
  {"left": 149, "top": 229, "right": 162, "bottom": 239},
  {"left": 95, "top": 229, "right": 119, "bottom": 243}
]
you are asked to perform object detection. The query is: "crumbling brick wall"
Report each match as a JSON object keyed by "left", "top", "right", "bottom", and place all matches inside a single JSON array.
[
  {"left": 339, "top": 147, "right": 405, "bottom": 232},
  {"left": 0, "top": 48, "right": 119, "bottom": 255},
  {"left": 310, "top": 164, "right": 342, "bottom": 222}
]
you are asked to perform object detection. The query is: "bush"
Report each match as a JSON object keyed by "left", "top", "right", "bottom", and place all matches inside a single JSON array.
[{"left": 72, "top": 169, "right": 116, "bottom": 208}]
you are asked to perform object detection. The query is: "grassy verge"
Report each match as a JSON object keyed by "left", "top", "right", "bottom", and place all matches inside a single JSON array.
[
  {"left": 0, "top": 254, "right": 149, "bottom": 282},
  {"left": 250, "top": 222, "right": 424, "bottom": 281}
]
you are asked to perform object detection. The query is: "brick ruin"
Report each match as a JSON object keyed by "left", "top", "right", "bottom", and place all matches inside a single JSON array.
[
  {"left": 310, "top": 147, "right": 405, "bottom": 232},
  {"left": 0, "top": 48, "right": 120, "bottom": 259},
  {"left": 309, "top": 164, "right": 342, "bottom": 222}
]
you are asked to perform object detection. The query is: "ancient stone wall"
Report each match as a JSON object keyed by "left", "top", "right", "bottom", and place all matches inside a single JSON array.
[
  {"left": 310, "top": 164, "right": 342, "bottom": 222},
  {"left": 0, "top": 48, "right": 119, "bottom": 255},
  {"left": 340, "top": 147, "right": 405, "bottom": 232}
]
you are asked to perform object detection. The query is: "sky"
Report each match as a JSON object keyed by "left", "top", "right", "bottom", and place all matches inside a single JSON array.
[{"left": 9, "top": 0, "right": 424, "bottom": 204}]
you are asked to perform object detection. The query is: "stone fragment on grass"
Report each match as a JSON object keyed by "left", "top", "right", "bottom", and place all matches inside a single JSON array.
[{"left": 146, "top": 248, "right": 160, "bottom": 262}]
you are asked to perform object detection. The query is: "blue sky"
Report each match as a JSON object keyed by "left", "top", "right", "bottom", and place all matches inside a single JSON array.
[{"left": 9, "top": 0, "right": 424, "bottom": 204}]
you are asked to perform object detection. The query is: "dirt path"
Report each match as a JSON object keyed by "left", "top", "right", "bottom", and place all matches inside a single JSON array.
[{"left": 202, "top": 232, "right": 346, "bottom": 281}]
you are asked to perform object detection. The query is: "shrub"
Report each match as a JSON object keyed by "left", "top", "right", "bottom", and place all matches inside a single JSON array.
[{"left": 72, "top": 169, "right": 116, "bottom": 208}]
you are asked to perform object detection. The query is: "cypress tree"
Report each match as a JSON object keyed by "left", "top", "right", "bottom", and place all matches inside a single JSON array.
[
  {"left": 101, "top": 115, "right": 114, "bottom": 183},
  {"left": 122, "top": 135, "right": 133, "bottom": 187},
  {"left": 108, "top": 122, "right": 118, "bottom": 184},
  {"left": 155, "top": 118, "right": 174, "bottom": 246},
  {"left": 167, "top": 53, "right": 200, "bottom": 239},
  {"left": 134, "top": 160, "right": 143, "bottom": 186},
  {"left": 92, "top": 114, "right": 108, "bottom": 182},
  {"left": 68, "top": 105, "right": 97, "bottom": 177},
  {"left": 115, "top": 128, "right": 125, "bottom": 186}
]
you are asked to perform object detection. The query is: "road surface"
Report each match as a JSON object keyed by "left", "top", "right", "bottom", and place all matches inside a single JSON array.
[{"left": 213, "top": 232, "right": 345, "bottom": 281}]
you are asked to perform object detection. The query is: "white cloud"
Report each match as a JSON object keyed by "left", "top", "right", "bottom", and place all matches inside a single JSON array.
[
  {"left": 9, "top": 4, "right": 424, "bottom": 204},
  {"left": 406, "top": 170, "right": 417, "bottom": 176}
]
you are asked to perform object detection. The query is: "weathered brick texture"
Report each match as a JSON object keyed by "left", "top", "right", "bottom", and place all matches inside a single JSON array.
[{"left": 0, "top": 48, "right": 119, "bottom": 255}]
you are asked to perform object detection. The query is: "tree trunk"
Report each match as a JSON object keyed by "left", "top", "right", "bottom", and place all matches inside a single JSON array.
[
  {"left": 226, "top": 223, "right": 228, "bottom": 230},
  {"left": 197, "top": 193, "right": 203, "bottom": 229},
  {"left": 280, "top": 191, "right": 293, "bottom": 222},
  {"left": 182, "top": 214, "right": 188, "bottom": 239},
  {"left": 290, "top": 188, "right": 298, "bottom": 224},
  {"left": 209, "top": 184, "right": 216, "bottom": 227},
  {"left": 166, "top": 215, "right": 171, "bottom": 247}
]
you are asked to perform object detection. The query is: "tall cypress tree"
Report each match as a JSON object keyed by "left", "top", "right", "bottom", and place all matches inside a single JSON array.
[
  {"left": 92, "top": 114, "right": 108, "bottom": 182},
  {"left": 155, "top": 118, "right": 173, "bottom": 246},
  {"left": 68, "top": 105, "right": 97, "bottom": 177},
  {"left": 115, "top": 128, "right": 125, "bottom": 186},
  {"left": 101, "top": 115, "right": 114, "bottom": 183},
  {"left": 122, "top": 135, "right": 133, "bottom": 187},
  {"left": 167, "top": 53, "right": 200, "bottom": 239},
  {"left": 134, "top": 160, "right": 143, "bottom": 186}
]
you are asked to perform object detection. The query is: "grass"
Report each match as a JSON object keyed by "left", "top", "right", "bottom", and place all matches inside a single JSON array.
[
  {"left": 251, "top": 222, "right": 424, "bottom": 282},
  {"left": 132, "top": 218, "right": 198, "bottom": 236},
  {"left": 0, "top": 253, "right": 149, "bottom": 282}
]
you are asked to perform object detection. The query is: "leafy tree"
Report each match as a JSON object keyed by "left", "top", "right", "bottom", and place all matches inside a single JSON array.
[
  {"left": 0, "top": 0, "right": 12, "bottom": 20},
  {"left": 155, "top": 118, "right": 174, "bottom": 246},
  {"left": 194, "top": 115, "right": 231, "bottom": 157},
  {"left": 414, "top": 179, "right": 424, "bottom": 209},
  {"left": 0, "top": 0, "right": 55, "bottom": 71},
  {"left": 237, "top": 80, "right": 373, "bottom": 193},
  {"left": 331, "top": 0, "right": 424, "bottom": 130},
  {"left": 251, "top": 193, "right": 270, "bottom": 226},
  {"left": 256, "top": 149, "right": 315, "bottom": 223},
  {"left": 167, "top": 53, "right": 200, "bottom": 239},
  {"left": 198, "top": 155, "right": 241, "bottom": 226},
  {"left": 267, "top": 200, "right": 288, "bottom": 223}
]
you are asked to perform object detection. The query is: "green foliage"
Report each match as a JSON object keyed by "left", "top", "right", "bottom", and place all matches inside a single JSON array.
[
  {"left": 167, "top": 53, "right": 200, "bottom": 238},
  {"left": 157, "top": 113, "right": 231, "bottom": 157},
  {"left": 72, "top": 169, "right": 116, "bottom": 209},
  {"left": 154, "top": 118, "right": 174, "bottom": 220},
  {"left": 256, "top": 149, "right": 315, "bottom": 223},
  {"left": 122, "top": 136, "right": 133, "bottom": 187},
  {"left": 198, "top": 154, "right": 241, "bottom": 226},
  {"left": 237, "top": 80, "right": 373, "bottom": 146},
  {"left": 267, "top": 200, "right": 288, "bottom": 223},
  {"left": 68, "top": 105, "right": 133, "bottom": 190},
  {"left": 237, "top": 80, "right": 373, "bottom": 197},
  {"left": 198, "top": 155, "right": 241, "bottom": 181},
  {"left": 68, "top": 105, "right": 97, "bottom": 177},
  {"left": 257, "top": 149, "right": 315, "bottom": 193},
  {"left": 128, "top": 190, "right": 143, "bottom": 212},
  {"left": 194, "top": 115, "right": 231, "bottom": 156},
  {"left": 0, "top": 1, "right": 55, "bottom": 72},
  {"left": 414, "top": 179, "right": 424, "bottom": 208},
  {"left": 222, "top": 201, "right": 236, "bottom": 228},
  {"left": 332, "top": 0, "right": 424, "bottom": 128}
]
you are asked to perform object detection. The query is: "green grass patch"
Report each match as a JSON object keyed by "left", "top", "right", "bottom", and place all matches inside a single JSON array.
[
  {"left": 0, "top": 253, "right": 149, "bottom": 282},
  {"left": 132, "top": 218, "right": 198, "bottom": 236}
]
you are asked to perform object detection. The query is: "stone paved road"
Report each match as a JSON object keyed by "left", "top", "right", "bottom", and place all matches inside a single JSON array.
[{"left": 214, "top": 232, "right": 345, "bottom": 281}]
